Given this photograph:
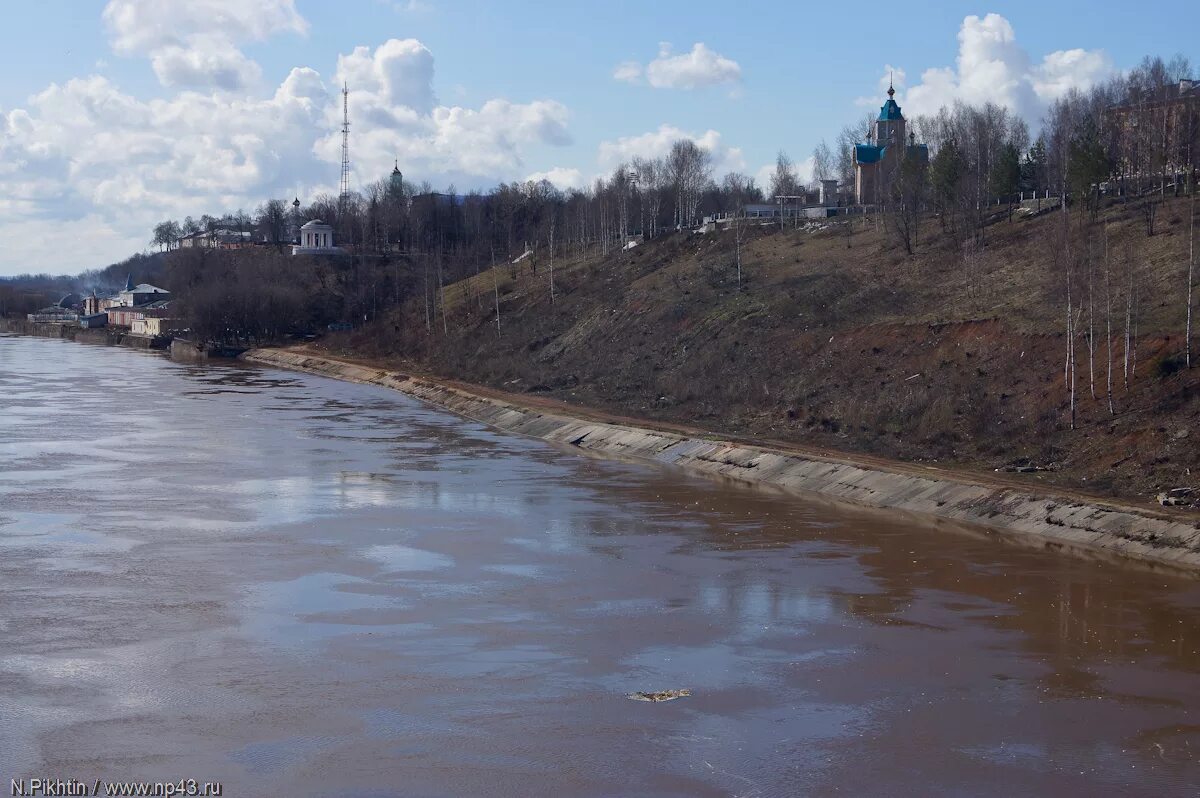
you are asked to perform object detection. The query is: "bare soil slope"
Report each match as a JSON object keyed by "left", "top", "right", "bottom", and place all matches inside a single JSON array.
[{"left": 326, "top": 196, "right": 1200, "bottom": 504}]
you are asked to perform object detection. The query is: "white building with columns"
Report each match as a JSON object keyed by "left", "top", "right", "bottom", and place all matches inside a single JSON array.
[{"left": 292, "top": 220, "right": 343, "bottom": 255}]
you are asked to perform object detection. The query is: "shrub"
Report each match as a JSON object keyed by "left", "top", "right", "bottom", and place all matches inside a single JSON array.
[{"left": 1157, "top": 353, "right": 1186, "bottom": 379}]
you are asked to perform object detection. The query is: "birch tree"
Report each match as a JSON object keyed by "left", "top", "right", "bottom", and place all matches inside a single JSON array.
[
  {"left": 668, "top": 140, "right": 712, "bottom": 229},
  {"left": 769, "top": 151, "right": 801, "bottom": 199},
  {"left": 812, "top": 140, "right": 834, "bottom": 184},
  {"left": 1104, "top": 224, "right": 1115, "bottom": 414},
  {"left": 1188, "top": 191, "right": 1196, "bottom": 366},
  {"left": 490, "top": 242, "right": 500, "bottom": 338},
  {"left": 549, "top": 209, "right": 556, "bottom": 304}
]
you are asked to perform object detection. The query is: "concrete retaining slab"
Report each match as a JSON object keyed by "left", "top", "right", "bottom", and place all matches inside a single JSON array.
[{"left": 242, "top": 348, "right": 1200, "bottom": 573}]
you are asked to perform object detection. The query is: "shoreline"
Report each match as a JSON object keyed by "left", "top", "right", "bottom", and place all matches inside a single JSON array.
[
  {"left": 242, "top": 346, "right": 1200, "bottom": 573},
  {"left": 0, "top": 317, "right": 167, "bottom": 350}
]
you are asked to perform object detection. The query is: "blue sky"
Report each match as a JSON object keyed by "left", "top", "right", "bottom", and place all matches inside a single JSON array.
[{"left": 0, "top": 1, "right": 1194, "bottom": 276}]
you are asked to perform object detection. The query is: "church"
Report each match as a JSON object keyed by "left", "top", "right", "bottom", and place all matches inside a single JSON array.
[{"left": 853, "top": 83, "right": 928, "bottom": 205}]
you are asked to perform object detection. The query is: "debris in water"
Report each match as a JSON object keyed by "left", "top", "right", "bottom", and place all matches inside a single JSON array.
[{"left": 627, "top": 689, "right": 691, "bottom": 702}]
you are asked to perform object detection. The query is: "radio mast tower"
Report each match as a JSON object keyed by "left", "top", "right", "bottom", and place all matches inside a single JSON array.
[{"left": 339, "top": 82, "right": 351, "bottom": 203}]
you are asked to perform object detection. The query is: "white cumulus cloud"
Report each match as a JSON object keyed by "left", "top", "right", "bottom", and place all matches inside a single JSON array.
[
  {"left": 754, "top": 156, "right": 815, "bottom": 194},
  {"left": 336, "top": 39, "right": 437, "bottom": 116},
  {"left": 102, "top": 0, "right": 309, "bottom": 89},
  {"left": 597, "top": 123, "right": 745, "bottom": 176},
  {"left": 525, "top": 167, "right": 584, "bottom": 190},
  {"left": 614, "top": 43, "right": 742, "bottom": 90},
  {"left": 896, "top": 13, "right": 1112, "bottom": 119},
  {"left": 613, "top": 61, "right": 643, "bottom": 83},
  {"left": 1032, "top": 48, "right": 1114, "bottom": 103},
  {"left": 320, "top": 40, "right": 571, "bottom": 188},
  {"left": 0, "top": 30, "right": 573, "bottom": 275}
]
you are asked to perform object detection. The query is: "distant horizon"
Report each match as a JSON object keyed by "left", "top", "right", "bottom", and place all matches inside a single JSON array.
[{"left": 0, "top": 0, "right": 1195, "bottom": 276}]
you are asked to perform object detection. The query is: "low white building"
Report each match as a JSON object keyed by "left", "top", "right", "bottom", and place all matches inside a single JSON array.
[{"left": 292, "top": 220, "right": 343, "bottom": 255}]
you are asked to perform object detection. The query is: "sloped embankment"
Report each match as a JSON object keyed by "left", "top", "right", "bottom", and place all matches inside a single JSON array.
[{"left": 243, "top": 347, "right": 1200, "bottom": 573}]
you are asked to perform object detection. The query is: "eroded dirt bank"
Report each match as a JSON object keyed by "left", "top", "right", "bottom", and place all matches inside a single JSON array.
[{"left": 243, "top": 347, "right": 1200, "bottom": 571}]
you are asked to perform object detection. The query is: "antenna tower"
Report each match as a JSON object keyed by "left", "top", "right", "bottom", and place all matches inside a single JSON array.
[{"left": 339, "top": 83, "right": 351, "bottom": 203}]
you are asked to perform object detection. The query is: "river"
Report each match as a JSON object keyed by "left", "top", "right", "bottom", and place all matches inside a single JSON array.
[{"left": 1, "top": 333, "right": 1199, "bottom": 796}]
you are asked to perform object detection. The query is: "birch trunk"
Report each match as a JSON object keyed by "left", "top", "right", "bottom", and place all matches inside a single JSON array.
[
  {"left": 1132, "top": 271, "right": 1140, "bottom": 382},
  {"left": 1104, "top": 224, "right": 1114, "bottom": 415},
  {"left": 1064, "top": 205, "right": 1075, "bottom": 429},
  {"left": 735, "top": 212, "right": 743, "bottom": 287},
  {"left": 1124, "top": 248, "right": 1132, "bottom": 388},
  {"left": 491, "top": 245, "right": 500, "bottom": 338},
  {"left": 437, "top": 252, "right": 448, "bottom": 335},
  {"left": 1087, "top": 229, "right": 1096, "bottom": 399},
  {"left": 1187, "top": 192, "right": 1196, "bottom": 367},
  {"left": 422, "top": 258, "right": 431, "bottom": 334}
]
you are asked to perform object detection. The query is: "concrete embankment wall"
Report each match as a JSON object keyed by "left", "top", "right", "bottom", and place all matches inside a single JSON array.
[
  {"left": 1, "top": 318, "right": 164, "bottom": 349},
  {"left": 1, "top": 318, "right": 79, "bottom": 339},
  {"left": 244, "top": 348, "right": 1200, "bottom": 572}
]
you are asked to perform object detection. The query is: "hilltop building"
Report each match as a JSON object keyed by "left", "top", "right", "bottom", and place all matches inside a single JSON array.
[
  {"left": 853, "top": 83, "right": 929, "bottom": 205},
  {"left": 390, "top": 160, "right": 404, "bottom": 197},
  {"left": 1105, "top": 78, "right": 1199, "bottom": 178},
  {"left": 292, "top": 220, "right": 343, "bottom": 255}
]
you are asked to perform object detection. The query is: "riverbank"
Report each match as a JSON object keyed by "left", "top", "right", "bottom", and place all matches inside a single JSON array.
[
  {"left": 243, "top": 346, "right": 1200, "bottom": 572},
  {"left": 0, "top": 317, "right": 167, "bottom": 349}
]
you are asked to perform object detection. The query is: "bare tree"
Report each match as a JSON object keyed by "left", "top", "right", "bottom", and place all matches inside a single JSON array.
[
  {"left": 734, "top": 207, "right": 744, "bottom": 287},
  {"left": 1104, "top": 224, "right": 1115, "bottom": 414},
  {"left": 255, "top": 199, "right": 291, "bottom": 250},
  {"left": 422, "top": 255, "right": 431, "bottom": 333},
  {"left": 1188, "top": 191, "right": 1196, "bottom": 366},
  {"left": 549, "top": 209, "right": 556, "bottom": 304},
  {"left": 812, "top": 140, "right": 834, "bottom": 184},
  {"left": 769, "top": 150, "right": 801, "bottom": 199},
  {"left": 668, "top": 140, "right": 712, "bottom": 229},
  {"left": 436, "top": 249, "right": 448, "bottom": 335},
  {"left": 1086, "top": 228, "right": 1096, "bottom": 399},
  {"left": 835, "top": 123, "right": 864, "bottom": 188},
  {"left": 1060, "top": 201, "right": 1077, "bottom": 429},
  {"left": 632, "top": 156, "right": 665, "bottom": 239},
  {"left": 152, "top": 220, "right": 181, "bottom": 251},
  {"left": 490, "top": 241, "right": 500, "bottom": 338},
  {"left": 886, "top": 150, "right": 927, "bottom": 255}
]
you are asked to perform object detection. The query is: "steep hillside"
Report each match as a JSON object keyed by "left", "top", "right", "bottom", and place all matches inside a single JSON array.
[{"left": 324, "top": 196, "right": 1200, "bottom": 503}]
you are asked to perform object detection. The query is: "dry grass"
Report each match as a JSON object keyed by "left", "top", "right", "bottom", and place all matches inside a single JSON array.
[{"left": 337, "top": 195, "right": 1200, "bottom": 502}]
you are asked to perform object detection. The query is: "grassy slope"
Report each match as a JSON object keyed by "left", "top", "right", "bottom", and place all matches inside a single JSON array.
[{"left": 331, "top": 196, "right": 1200, "bottom": 503}]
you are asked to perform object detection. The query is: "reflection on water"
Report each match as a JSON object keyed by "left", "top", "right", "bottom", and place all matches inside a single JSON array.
[
  {"left": 2, "top": 333, "right": 1200, "bottom": 796},
  {"left": 364, "top": 544, "right": 454, "bottom": 571}
]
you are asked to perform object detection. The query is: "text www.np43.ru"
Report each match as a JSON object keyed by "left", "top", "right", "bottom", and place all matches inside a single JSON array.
[{"left": 12, "top": 778, "right": 223, "bottom": 797}]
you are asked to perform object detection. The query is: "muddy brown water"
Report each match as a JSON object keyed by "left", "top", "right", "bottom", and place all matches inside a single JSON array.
[{"left": 1, "top": 333, "right": 1199, "bottom": 797}]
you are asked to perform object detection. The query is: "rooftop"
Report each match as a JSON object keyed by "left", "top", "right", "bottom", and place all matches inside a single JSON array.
[
  {"left": 854, "top": 143, "right": 885, "bottom": 164},
  {"left": 125, "top": 283, "right": 169, "bottom": 294},
  {"left": 879, "top": 86, "right": 903, "bottom": 121}
]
